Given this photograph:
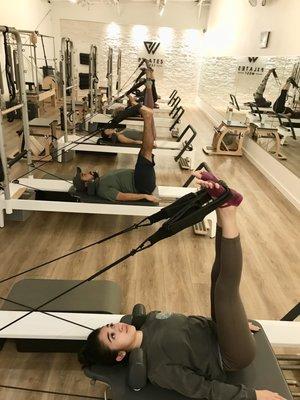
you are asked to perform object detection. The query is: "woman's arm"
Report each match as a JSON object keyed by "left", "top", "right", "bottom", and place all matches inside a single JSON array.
[{"left": 150, "top": 364, "right": 288, "bottom": 400}]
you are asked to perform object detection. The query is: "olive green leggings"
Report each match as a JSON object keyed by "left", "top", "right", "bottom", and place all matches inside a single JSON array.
[{"left": 210, "top": 226, "right": 256, "bottom": 371}]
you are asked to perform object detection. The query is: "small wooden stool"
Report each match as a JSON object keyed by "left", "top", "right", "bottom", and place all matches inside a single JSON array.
[
  {"left": 252, "top": 122, "right": 286, "bottom": 160},
  {"left": 28, "top": 117, "right": 59, "bottom": 162},
  {"left": 27, "top": 88, "right": 56, "bottom": 116},
  {"left": 203, "top": 120, "right": 250, "bottom": 156}
]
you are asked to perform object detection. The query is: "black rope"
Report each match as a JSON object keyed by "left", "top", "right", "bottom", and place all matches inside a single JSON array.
[
  {"left": 3, "top": 28, "right": 16, "bottom": 101},
  {"left": 115, "top": 58, "right": 146, "bottom": 98},
  {"left": 0, "top": 384, "right": 103, "bottom": 399},
  {"left": 0, "top": 219, "right": 149, "bottom": 284},
  {"left": 12, "top": 127, "right": 108, "bottom": 186},
  {"left": 0, "top": 241, "right": 150, "bottom": 334},
  {"left": 0, "top": 187, "right": 230, "bottom": 335},
  {"left": 0, "top": 296, "right": 95, "bottom": 331}
]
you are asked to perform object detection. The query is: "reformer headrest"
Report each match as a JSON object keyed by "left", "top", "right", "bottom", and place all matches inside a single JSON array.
[{"left": 121, "top": 304, "right": 148, "bottom": 391}]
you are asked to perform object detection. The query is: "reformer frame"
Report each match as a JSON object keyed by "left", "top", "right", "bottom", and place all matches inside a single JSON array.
[
  {"left": 90, "top": 105, "right": 185, "bottom": 136},
  {"left": 56, "top": 124, "right": 197, "bottom": 170},
  {"left": 61, "top": 37, "right": 77, "bottom": 138},
  {"left": 0, "top": 26, "right": 32, "bottom": 198}
]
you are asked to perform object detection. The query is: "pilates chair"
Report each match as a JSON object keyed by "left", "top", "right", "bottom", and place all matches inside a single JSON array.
[{"left": 203, "top": 120, "right": 250, "bottom": 157}]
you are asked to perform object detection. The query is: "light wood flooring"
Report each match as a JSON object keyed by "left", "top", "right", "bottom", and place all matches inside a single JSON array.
[{"left": 0, "top": 103, "right": 299, "bottom": 399}]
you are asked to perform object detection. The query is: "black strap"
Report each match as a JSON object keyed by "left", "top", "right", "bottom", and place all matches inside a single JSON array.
[
  {"left": 40, "top": 34, "right": 48, "bottom": 68},
  {"left": 3, "top": 28, "right": 16, "bottom": 101},
  {"left": 0, "top": 185, "right": 230, "bottom": 334}
]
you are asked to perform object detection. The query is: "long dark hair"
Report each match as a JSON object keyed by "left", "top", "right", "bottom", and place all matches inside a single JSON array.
[{"left": 78, "top": 327, "right": 128, "bottom": 368}]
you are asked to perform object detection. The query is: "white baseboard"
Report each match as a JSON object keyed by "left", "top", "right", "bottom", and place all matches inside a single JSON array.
[{"left": 196, "top": 96, "right": 300, "bottom": 210}]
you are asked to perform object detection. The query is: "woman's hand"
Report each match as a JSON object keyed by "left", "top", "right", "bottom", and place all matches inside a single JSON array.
[
  {"left": 255, "top": 390, "right": 286, "bottom": 400},
  {"left": 248, "top": 322, "right": 260, "bottom": 332}
]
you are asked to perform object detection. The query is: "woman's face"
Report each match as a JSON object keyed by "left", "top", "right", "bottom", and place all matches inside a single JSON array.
[
  {"left": 104, "top": 129, "right": 116, "bottom": 137},
  {"left": 99, "top": 322, "right": 136, "bottom": 352}
]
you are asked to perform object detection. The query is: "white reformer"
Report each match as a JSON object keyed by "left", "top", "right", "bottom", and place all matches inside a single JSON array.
[
  {"left": 0, "top": 177, "right": 212, "bottom": 227},
  {"left": 56, "top": 124, "right": 197, "bottom": 170}
]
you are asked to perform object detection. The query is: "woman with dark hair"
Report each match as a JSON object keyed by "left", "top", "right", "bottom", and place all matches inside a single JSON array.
[
  {"left": 79, "top": 171, "right": 285, "bottom": 400},
  {"left": 99, "top": 126, "right": 143, "bottom": 146}
]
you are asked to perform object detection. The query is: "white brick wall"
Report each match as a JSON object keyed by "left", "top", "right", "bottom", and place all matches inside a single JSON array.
[
  {"left": 61, "top": 19, "right": 202, "bottom": 103},
  {"left": 198, "top": 56, "right": 300, "bottom": 113}
]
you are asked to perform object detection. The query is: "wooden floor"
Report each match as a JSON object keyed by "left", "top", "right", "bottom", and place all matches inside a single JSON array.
[{"left": 0, "top": 103, "right": 299, "bottom": 399}]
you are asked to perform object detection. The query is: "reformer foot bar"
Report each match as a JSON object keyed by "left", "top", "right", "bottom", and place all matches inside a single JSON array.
[{"left": 56, "top": 124, "right": 197, "bottom": 170}]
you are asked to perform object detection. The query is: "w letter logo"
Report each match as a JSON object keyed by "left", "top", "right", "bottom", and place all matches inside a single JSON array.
[
  {"left": 248, "top": 57, "right": 258, "bottom": 63},
  {"left": 144, "top": 41, "right": 160, "bottom": 55}
]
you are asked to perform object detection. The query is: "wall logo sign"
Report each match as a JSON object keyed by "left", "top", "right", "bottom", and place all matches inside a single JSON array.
[
  {"left": 248, "top": 57, "right": 258, "bottom": 63},
  {"left": 144, "top": 41, "right": 160, "bottom": 55},
  {"left": 237, "top": 57, "right": 264, "bottom": 76}
]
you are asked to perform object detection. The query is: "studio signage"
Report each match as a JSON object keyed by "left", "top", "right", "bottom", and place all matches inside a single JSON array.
[
  {"left": 144, "top": 41, "right": 160, "bottom": 55},
  {"left": 237, "top": 57, "right": 264, "bottom": 76},
  {"left": 138, "top": 41, "right": 164, "bottom": 68}
]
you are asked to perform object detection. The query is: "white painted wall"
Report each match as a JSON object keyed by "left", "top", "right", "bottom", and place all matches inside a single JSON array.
[
  {"left": 0, "top": 0, "right": 55, "bottom": 99},
  {"left": 202, "top": 0, "right": 300, "bottom": 57},
  {"left": 0, "top": 0, "right": 53, "bottom": 34}
]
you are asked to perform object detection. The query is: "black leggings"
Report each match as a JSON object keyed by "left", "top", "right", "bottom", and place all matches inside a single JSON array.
[
  {"left": 210, "top": 226, "right": 256, "bottom": 371},
  {"left": 273, "top": 89, "right": 288, "bottom": 113}
]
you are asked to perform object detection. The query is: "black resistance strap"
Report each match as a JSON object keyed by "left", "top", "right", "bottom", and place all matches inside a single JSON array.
[
  {"left": 0, "top": 185, "right": 231, "bottom": 334},
  {"left": 3, "top": 28, "right": 16, "bottom": 101}
]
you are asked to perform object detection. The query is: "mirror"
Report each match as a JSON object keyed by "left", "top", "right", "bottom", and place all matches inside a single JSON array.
[{"left": 198, "top": 55, "right": 300, "bottom": 178}]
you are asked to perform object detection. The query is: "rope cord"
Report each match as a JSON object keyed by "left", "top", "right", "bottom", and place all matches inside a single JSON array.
[
  {"left": 0, "top": 240, "right": 151, "bottom": 334},
  {"left": 12, "top": 127, "right": 108, "bottom": 186},
  {"left": 2, "top": 29, "right": 16, "bottom": 101},
  {"left": 0, "top": 219, "right": 149, "bottom": 284},
  {"left": 115, "top": 59, "right": 146, "bottom": 97},
  {"left": 0, "top": 187, "right": 230, "bottom": 335},
  {"left": 0, "top": 384, "right": 103, "bottom": 399}
]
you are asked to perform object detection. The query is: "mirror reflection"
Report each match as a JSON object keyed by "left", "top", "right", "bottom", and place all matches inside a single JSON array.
[{"left": 199, "top": 56, "right": 300, "bottom": 177}]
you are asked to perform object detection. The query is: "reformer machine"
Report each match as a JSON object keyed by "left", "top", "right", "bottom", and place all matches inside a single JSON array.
[
  {"left": 0, "top": 187, "right": 297, "bottom": 398},
  {"left": 0, "top": 25, "right": 32, "bottom": 175},
  {"left": 1, "top": 28, "right": 57, "bottom": 121},
  {"left": 56, "top": 123, "right": 197, "bottom": 170}
]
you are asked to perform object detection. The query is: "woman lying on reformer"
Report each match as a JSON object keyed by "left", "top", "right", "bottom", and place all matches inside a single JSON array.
[
  {"left": 98, "top": 67, "right": 157, "bottom": 146},
  {"left": 79, "top": 171, "right": 285, "bottom": 400}
]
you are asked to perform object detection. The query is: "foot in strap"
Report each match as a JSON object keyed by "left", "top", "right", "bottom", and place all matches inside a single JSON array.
[{"left": 192, "top": 171, "right": 243, "bottom": 207}]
